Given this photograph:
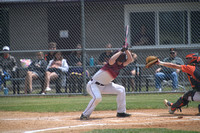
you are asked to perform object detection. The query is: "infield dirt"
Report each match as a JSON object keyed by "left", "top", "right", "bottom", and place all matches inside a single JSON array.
[{"left": 0, "top": 108, "right": 200, "bottom": 133}]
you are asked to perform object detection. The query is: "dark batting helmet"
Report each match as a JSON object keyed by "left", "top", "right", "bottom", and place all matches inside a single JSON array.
[{"left": 116, "top": 53, "right": 127, "bottom": 62}]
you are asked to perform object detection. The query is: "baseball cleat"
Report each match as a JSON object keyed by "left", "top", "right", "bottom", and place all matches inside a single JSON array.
[
  {"left": 164, "top": 99, "right": 175, "bottom": 114},
  {"left": 45, "top": 87, "right": 52, "bottom": 91},
  {"left": 116, "top": 113, "right": 131, "bottom": 117},
  {"left": 80, "top": 114, "right": 89, "bottom": 120}
]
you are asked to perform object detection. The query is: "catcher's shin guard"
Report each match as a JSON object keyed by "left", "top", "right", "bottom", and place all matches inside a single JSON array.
[
  {"left": 170, "top": 91, "right": 194, "bottom": 112},
  {"left": 171, "top": 97, "right": 189, "bottom": 111}
]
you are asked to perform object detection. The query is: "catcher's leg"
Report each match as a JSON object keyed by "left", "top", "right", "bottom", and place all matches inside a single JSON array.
[
  {"left": 164, "top": 90, "right": 196, "bottom": 114},
  {"left": 192, "top": 91, "right": 200, "bottom": 115}
]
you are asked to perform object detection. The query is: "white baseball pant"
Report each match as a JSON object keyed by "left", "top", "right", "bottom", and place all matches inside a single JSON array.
[
  {"left": 188, "top": 91, "right": 200, "bottom": 101},
  {"left": 82, "top": 80, "right": 126, "bottom": 117}
]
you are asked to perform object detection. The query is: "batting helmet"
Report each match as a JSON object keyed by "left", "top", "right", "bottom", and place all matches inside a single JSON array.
[
  {"left": 116, "top": 53, "right": 127, "bottom": 62},
  {"left": 185, "top": 53, "right": 200, "bottom": 65}
]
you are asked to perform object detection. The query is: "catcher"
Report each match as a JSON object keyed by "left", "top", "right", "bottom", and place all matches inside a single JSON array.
[{"left": 146, "top": 53, "right": 200, "bottom": 114}]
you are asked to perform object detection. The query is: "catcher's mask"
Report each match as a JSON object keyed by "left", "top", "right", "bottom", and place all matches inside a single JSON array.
[
  {"left": 185, "top": 53, "right": 200, "bottom": 65},
  {"left": 116, "top": 53, "right": 127, "bottom": 62}
]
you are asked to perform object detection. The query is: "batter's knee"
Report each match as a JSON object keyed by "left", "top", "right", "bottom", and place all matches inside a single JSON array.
[
  {"left": 94, "top": 96, "right": 102, "bottom": 104},
  {"left": 118, "top": 86, "right": 125, "bottom": 94}
]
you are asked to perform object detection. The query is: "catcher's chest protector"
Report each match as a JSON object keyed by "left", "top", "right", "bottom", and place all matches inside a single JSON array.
[{"left": 187, "top": 65, "right": 200, "bottom": 91}]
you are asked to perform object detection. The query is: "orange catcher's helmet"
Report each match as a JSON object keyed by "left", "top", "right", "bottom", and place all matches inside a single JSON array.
[{"left": 185, "top": 53, "right": 200, "bottom": 64}]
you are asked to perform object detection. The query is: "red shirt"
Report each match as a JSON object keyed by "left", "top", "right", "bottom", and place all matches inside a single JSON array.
[{"left": 101, "top": 62, "right": 124, "bottom": 79}]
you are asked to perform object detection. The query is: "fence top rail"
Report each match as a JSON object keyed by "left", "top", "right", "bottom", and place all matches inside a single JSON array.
[{"left": 0, "top": 45, "right": 199, "bottom": 54}]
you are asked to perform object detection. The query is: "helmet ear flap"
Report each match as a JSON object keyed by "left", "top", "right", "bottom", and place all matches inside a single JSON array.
[{"left": 186, "top": 53, "right": 199, "bottom": 64}]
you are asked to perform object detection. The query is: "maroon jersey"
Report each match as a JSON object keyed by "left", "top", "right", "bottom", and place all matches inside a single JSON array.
[{"left": 101, "top": 62, "right": 124, "bottom": 79}]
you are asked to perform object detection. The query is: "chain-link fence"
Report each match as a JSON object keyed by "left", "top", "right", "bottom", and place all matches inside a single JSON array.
[{"left": 0, "top": 0, "right": 199, "bottom": 96}]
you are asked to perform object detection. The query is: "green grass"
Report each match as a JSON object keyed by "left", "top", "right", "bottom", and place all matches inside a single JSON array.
[
  {"left": 0, "top": 93, "right": 199, "bottom": 112},
  {"left": 0, "top": 94, "right": 199, "bottom": 133},
  {"left": 85, "top": 128, "right": 199, "bottom": 133}
]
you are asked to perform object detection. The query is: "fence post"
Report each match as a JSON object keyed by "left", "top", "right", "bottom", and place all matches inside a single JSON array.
[{"left": 81, "top": 0, "right": 87, "bottom": 95}]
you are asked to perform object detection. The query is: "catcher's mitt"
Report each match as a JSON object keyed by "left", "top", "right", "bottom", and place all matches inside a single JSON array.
[{"left": 145, "top": 56, "right": 158, "bottom": 68}]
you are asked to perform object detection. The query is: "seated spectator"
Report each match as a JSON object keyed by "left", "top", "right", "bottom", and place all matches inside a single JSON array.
[
  {"left": 155, "top": 48, "right": 184, "bottom": 92},
  {"left": 41, "top": 51, "right": 69, "bottom": 94},
  {"left": 67, "top": 44, "right": 89, "bottom": 93},
  {"left": 121, "top": 53, "right": 139, "bottom": 92},
  {"left": 98, "top": 43, "right": 114, "bottom": 65},
  {"left": 45, "top": 42, "right": 57, "bottom": 63},
  {"left": 133, "top": 25, "right": 150, "bottom": 46},
  {"left": 24, "top": 52, "right": 47, "bottom": 94},
  {"left": 0, "top": 46, "right": 18, "bottom": 94}
]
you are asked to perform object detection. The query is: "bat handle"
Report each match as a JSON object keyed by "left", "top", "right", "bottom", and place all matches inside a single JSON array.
[{"left": 123, "top": 42, "right": 128, "bottom": 48}]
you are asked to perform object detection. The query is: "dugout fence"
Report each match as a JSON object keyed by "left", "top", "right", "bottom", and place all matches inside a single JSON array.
[{"left": 0, "top": 0, "right": 199, "bottom": 96}]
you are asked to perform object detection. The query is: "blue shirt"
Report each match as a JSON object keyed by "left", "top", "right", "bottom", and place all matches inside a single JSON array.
[{"left": 161, "top": 57, "right": 184, "bottom": 74}]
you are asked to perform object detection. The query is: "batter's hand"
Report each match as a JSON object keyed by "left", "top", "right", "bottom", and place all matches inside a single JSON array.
[{"left": 121, "top": 42, "right": 128, "bottom": 52}]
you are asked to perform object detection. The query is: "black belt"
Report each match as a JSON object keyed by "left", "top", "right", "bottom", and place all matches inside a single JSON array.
[{"left": 91, "top": 79, "right": 104, "bottom": 86}]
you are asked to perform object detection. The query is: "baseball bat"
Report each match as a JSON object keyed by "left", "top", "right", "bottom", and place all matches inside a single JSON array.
[{"left": 124, "top": 25, "right": 129, "bottom": 48}]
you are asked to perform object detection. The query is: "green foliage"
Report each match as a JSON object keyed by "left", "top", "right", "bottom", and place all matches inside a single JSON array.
[
  {"left": 85, "top": 128, "right": 199, "bottom": 133},
  {"left": 0, "top": 93, "right": 199, "bottom": 112}
]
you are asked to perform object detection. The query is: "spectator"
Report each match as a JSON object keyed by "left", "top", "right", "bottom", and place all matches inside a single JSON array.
[
  {"left": 121, "top": 53, "right": 139, "bottom": 92},
  {"left": 67, "top": 44, "right": 89, "bottom": 93},
  {"left": 24, "top": 52, "right": 47, "bottom": 94},
  {"left": 80, "top": 47, "right": 135, "bottom": 120},
  {"left": 45, "top": 42, "right": 57, "bottom": 63},
  {"left": 68, "top": 44, "right": 83, "bottom": 67},
  {"left": 98, "top": 43, "right": 114, "bottom": 65},
  {"left": 42, "top": 51, "right": 69, "bottom": 94},
  {"left": 155, "top": 48, "right": 184, "bottom": 92},
  {"left": 133, "top": 25, "right": 150, "bottom": 46},
  {"left": 0, "top": 46, "right": 18, "bottom": 94}
]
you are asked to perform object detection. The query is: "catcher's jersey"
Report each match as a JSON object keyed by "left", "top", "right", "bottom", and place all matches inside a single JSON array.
[
  {"left": 181, "top": 64, "right": 200, "bottom": 90},
  {"left": 92, "top": 62, "right": 124, "bottom": 85}
]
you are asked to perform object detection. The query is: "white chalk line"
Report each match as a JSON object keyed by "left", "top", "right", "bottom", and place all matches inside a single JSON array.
[
  {"left": 24, "top": 124, "right": 106, "bottom": 133},
  {"left": 24, "top": 118, "right": 200, "bottom": 133}
]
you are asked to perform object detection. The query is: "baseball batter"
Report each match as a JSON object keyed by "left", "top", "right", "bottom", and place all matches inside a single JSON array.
[{"left": 80, "top": 47, "right": 134, "bottom": 120}]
